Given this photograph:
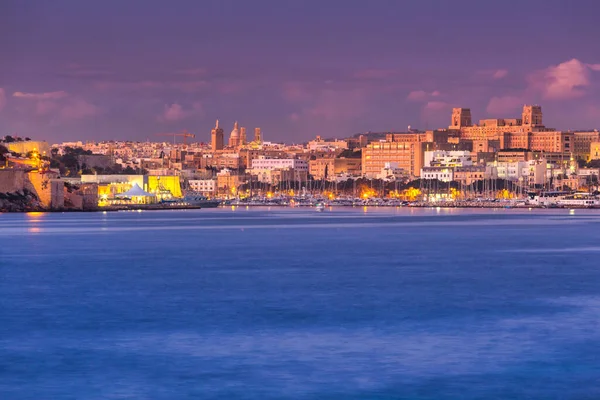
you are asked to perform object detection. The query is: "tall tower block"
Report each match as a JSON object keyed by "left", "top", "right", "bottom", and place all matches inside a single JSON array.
[
  {"left": 239, "top": 127, "right": 247, "bottom": 146},
  {"left": 522, "top": 105, "right": 543, "bottom": 128},
  {"left": 449, "top": 108, "right": 472, "bottom": 129},
  {"left": 254, "top": 127, "right": 262, "bottom": 143},
  {"left": 211, "top": 119, "right": 224, "bottom": 151}
]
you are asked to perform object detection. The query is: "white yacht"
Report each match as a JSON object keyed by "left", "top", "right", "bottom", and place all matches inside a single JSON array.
[{"left": 557, "top": 193, "right": 600, "bottom": 208}]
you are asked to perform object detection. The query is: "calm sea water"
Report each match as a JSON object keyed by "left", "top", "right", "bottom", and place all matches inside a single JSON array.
[{"left": 1, "top": 207, "right": 600, "bottom": 399}]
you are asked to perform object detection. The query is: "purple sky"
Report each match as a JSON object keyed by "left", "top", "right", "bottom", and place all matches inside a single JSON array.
[{"left": 1, "top": 0, "right": 599, "bottom": 143}]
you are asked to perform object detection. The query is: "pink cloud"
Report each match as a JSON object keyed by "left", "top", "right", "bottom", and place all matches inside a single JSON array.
[
  {"left": 0, "top": 88, "right": 5, "bottom": 111},
  {"left": 486, "top": 96, "right": 524, "bottom": 115},
  {"left": 289, "top": 112, "right": 300, "bottom": 122},
  {"left": 407, "top": 90, "right": 441, "bottom": 102},
  {"left": 13, "top": 91, "right": 68, "bottom": 100},
  {"left": 492, "top": 69, "right": 508, "bottom": 79},
  {"left": 528, "top": 58, "right": 599, "bottom": 100},
  {"left": 36, "top": 101, "right": 59, "bottom": 116},
  {"left": 423, "top": 101, "right": 448, "bottom": 111},
  {"left": 407, "top": 90, "right": 428, "bottom": 101},
  {"left": 282, "top": 82, "right": 311, "bottom": 102},
  {"left": 158, "top": 102, "right": 203, "bottom": 122},
  {"left": 477, "top": 69, "right": 508, "bottom": 80},
  {"left": 59, "top": 99, "right": 100, "bottom": 120}
]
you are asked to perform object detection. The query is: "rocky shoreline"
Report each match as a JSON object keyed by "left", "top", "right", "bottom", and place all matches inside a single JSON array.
[{"left": 0, "top": 190, "right": 45, "bottom": 212}]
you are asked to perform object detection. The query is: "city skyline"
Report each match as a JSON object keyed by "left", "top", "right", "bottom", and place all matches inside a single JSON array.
[{"left": 1, "top": 0, "right": 600, "bottom": 143}]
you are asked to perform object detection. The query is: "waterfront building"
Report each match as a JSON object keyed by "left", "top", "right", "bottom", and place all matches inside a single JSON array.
[
  {"left": 252, "top": 167, "right": 308, "bottom": 185},
  {"left": 421, "top": 167, "right": 454, "bottom": 182},
  {"left": 216, "top": 168, "right": 246, "bottom": 195},
  {"left": 590, "top": 142, "right": 600, "bottom": 160},
  {"left": 361, "top": 133, "right": 430, "bottom": 178},
  {"left": 81, "top": 174, "right": 182, "bottom": 201},
  {"left": 188, "top": 179, "right": 217, "bottom": 196},
  {"left": 496, "top": 150, "right": 534, "bottom": 163},
  {"left": 211, "top": 120, "right": 224, "bottom": 152},
  {"left": 309, "top": 157, "right": 361, "bottom": 181},
  {"left": 346, "top": 135, "right": 368, "bottom": 150},
  {"left": 494, "top": 159, "right": 546, "bottom": 186},
  {"left": 199, "top": 152, "right": 241, "bottom": 170},
  {"left": 576, "top": 168, "right": 600, "bottom": 182},
  {"left": 500, "top": 131, "right": 573, "bottom": 153},
  {"left": 307, "top": 136, "right": 349, "bottom": 152},
  {"left": 453, "top": 165, "right": 492, "bottom": 186},
  {"left": 424, "top": 150, "right": 473, "bottom": 168},
  {"left": 572, "top": 131, "right": 600, "bottom": 160},
  {"left": 448, "top": 105, "right": 577, "bottom": 154},
  {"left": 376, "top": 162, "right": 409, "bottom": 182},
  {"left": 250, "top": 157, "right": 308, "bottom": 172},
  {"left": 450, "top": 105, "right": 549, "bottom": 140}
]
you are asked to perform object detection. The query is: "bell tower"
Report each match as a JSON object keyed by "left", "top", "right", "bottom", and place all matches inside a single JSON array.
[
  {"left": 450, "top": 108, "right": 472, "bottom": 129},
  {"left": 522, "top": 105, "right": 543, "bottom": 128}
]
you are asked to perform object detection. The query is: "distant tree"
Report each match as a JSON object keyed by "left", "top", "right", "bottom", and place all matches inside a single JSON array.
[
  {"left": 3, "top": 135, "right": 15, "bottom": 143},
  {"left": 0, "top": 144, "right": 8, "bottom": 163},
  {"left": 24, "top": 137, "right": 31, "bottom": 141},
  {"left": 49, "top": 159, "right": 61, "bottom": 169},
  {"left": 337, "top": 149, "right": 361, "bottom": 159}
]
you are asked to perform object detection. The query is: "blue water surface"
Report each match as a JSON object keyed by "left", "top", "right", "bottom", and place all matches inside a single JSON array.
[{"left": 1, "top": 207, "right": 600, "bottom": 399}]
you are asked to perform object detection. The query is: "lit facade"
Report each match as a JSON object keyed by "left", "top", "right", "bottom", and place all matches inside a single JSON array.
[
  {"left": 361, "top": 134, "right": 429, "bottom": 178},
  {"left": 572, "top": 131, "right": 600, "bottom": 160},
  {"left": 453, "top": 166, "right": 491, "bottom": 185},
  {"left": 421, "top": 167, "right": 454, "bottom": 182},
  {"left": 188, "top": 179, "right": 216, "bottom": 195},
  {"left": 309, "top": 157, "right": 361, "bottom": 180},
  {"left": 251, "top": 158, "right": 308, "bottom": 171},
  {"left": 424, "top": 150, "right": 473, "bottom": 168}
]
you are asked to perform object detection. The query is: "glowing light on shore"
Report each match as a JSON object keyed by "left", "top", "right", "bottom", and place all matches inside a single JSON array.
[{"left": 26, "top": 212, "right": 45, "bottom": 220}]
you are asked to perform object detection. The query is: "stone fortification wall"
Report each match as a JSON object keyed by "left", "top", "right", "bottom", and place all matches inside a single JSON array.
[
  {"left": 0, "top": 170, "right": 26, "bottom": 193},
  {"left": 25, "top": 172, "right": 64, "bottom": 209},
  {"left": 65, "top": 191, "right": 83, "bottom": 210},
  {"left": 6, "top": 141, "right": 51, "bottom": 156}
]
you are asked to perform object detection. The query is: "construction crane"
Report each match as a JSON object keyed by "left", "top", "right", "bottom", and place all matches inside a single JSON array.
[{"left": 155, "top": 130, "right": 196, "bottom": 145}]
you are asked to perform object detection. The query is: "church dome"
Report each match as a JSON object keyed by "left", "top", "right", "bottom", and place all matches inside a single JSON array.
[{"left": 230, "top": 121, "right": 239, "bottom": 138}]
